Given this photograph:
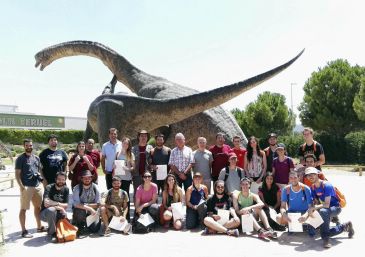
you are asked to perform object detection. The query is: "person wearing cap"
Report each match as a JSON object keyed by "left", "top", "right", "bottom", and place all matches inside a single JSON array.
[
  {"left": 72, "top": 170, "right": 101, "bottom": 238},
  {"left": 101, "top": 128, "right": 122, "bottom": 189},
  {"left": 229, "top": 135, "right": 247, "bottom": 169},
  {"left": 305, "top": 167, "right": 354, "bottom": 248},
  {"left": 203, "top": 180, "right": 240, "bottom": 237},
  {"left": 232, "top": 177, "right": 276, "bottom": 239},
  {"left": 264, "top": 133, "right": 278, "bottom": 173},
  {"left": 209, "top": 132, "right": 231, "bottom": 184},
  {"left": 192, "top": 137, "right": 213, "bottom": 193},
  {"left": 271, "top": 143, "right": 295, "bottom": 188},
  {"left": 100, "top": 176, "right": 130, "bottom": 235},
  {"left": 169, "top": 133, "right": 194, "bottom": 191},
  {"left": 132, "top": 129, "right": 153, "bottom": 196},
  {"left": 297, "top": 127, "right": 325, "bottom": 170},
  {"left": 185, "top": 172, "right": 209, "bottom": 229},
  {"left": 218, "top": 152, "right": 245, "bottom": 196}
]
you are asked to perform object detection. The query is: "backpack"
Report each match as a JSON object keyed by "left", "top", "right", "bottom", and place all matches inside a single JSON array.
[
  {"left": 79, "top": 183, "right": 97, "bottom": 198},
  {"left": 311, "top": 181, "right": 346, "bottom": 208},
  {"left": 56, "top": 218, "right": 78, "bottom": 243},
  {"left": 285, "top": 183, "right": 307, "bottom": 204},
  {"left": 301, "top": 141, "right": 317, "bottom": 153},
  {"left": 224, "top": 166, "right": 243, "bottom": 182}
]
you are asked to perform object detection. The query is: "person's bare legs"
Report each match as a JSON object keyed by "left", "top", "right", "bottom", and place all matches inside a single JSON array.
[
  {"left": 204, "top": 217, "right": 227, "bottom": 233},
  {"left": 173, "top": 219, "right": 182, "bottom": 230},
  {"left": 19, "top": 209, "right": 26, "bottom": 231}
]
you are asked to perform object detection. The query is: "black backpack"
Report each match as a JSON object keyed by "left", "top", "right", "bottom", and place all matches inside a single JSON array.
[{"left": 224, "top": 166, "right": 243, "bottom": 182}]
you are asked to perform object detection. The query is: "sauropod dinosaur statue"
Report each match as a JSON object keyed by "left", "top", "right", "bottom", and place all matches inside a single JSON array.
[{"left": 35, "top": 41, "right": 303, "bottom": 147}]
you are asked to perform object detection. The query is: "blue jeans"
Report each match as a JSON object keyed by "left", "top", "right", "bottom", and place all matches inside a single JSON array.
[{"left": 318, "top": 206, "right": 343, "bottom": 239}]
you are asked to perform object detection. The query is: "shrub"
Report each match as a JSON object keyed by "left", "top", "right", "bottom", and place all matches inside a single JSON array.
[{"left": 344, "top": 131, "right": 365, "bottom": 164}]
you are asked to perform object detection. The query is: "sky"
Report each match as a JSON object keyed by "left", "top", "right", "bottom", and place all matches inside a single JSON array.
[{"left": 1, "top": 0, "right": 364, "bottom": 123}]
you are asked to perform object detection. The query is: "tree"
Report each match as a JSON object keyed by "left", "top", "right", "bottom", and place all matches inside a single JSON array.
[
  {"left": 353, "top": 80, "right": 365, "bottom": 121},
  {"left": 232, "top": 91, "right": 295, "bottom": 138},
  {"left": 299, "top": 59, "right": 365, "bottom": 135}
]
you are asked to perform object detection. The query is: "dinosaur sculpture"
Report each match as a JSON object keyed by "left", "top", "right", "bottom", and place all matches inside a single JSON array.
[{"left": 35, "top": 41, "right": 303, "bottom": 147}]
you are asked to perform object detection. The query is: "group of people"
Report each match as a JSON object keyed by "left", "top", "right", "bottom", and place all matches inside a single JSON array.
[{"left": 14, "top": 127, "right": 354, "bottom": 248}]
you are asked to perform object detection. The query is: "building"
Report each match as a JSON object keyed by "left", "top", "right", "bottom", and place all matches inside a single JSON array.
[{"left": 0, "top": 105, "right": 87, "bottom": 130}]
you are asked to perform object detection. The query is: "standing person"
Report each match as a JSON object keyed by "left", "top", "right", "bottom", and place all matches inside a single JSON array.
[
  {"left": 15, "top": 139, "right": 45, "bottom": 238},
  {"left": 101, "top": 128, "right": 122, "bottom": 190},
  {"left": 218, "top": 153, "right": 244, "bottom": 196},
  {"left": 39, "top": 134, "right": 68, "bottom": 186},
  {"left": 113, "top": 137, "right": 135, "bottom": 221},
  {"left": 72, "top": 170, "right": 101, "bottom": 238},
  {"left": 203, "top": 180, "right": 240, "bottom": 236},
  {"left": 68, "top": 141, "right": 97, "bottom": 189},
  {"left": 150, "top": 134, "right": 171, "bottom": 194},
  {"left": 134, "top": 171, "right": 159, "bottom": 223},
  {"left": 264, "top": 133, "right": 278, "bottom": 173},
  {"left": 160, "top": 174, "right": 184, "bottom": 230},
  {"left": 209, "top": 133, "right": 231, "bottom": 183},
  {"left": 244, "top": 136, "right": 267, "bottom": 194},
  {"left": 192, "top": 137, "right": 213, "bottom": 193},
  {"left": 232, "top": 178, "right": 276, "bottom": 239},
  {"left": 40, "top": 172, "right": 69, "bottom": 241},
  {"left": 85, "top": 138, "right": 101, "bottom": 170},
  {"left": 298, "top": 127, "right": 325, "bottom": 170},
  {"left": 169, "top": 133, "right": 194, "bottom": 191},
  {"left": 229, "top": 135, "right": 247, "bottom": 169},
  {"left": 271, "top": 143, "right": 294, "bottom": 188},
  {"left": 132, "top": 130, "right": 153, "bottom": 196},
  {"left": 185, "top": 172, "right": 209, "bottom": 229},
  {"left": 100, "top": 177, "right": 130, "bottom": 235},
  {"left": 305, "top": 167, "right": 354, "bottom": 248}
]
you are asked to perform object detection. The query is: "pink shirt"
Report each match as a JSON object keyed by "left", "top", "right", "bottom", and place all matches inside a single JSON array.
[{"left": 135, "top": 183, "right": 158, "bottom": 205}]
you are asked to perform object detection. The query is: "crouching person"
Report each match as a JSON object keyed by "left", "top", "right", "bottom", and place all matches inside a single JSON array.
[
  {"left": 40, "top": 172, "right": 69, "bottom": 242},
  {"left": 72, "top": 170, "right": 101, "bottom": 238},
  {"left": 100, "top": 176, "right": 130, "bottom": 235},
  {"left": 203, "top": 180, "right": 240, "bottom": 236}
]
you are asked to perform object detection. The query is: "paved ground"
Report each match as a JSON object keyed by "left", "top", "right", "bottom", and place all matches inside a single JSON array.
[{"left": 0, "top": 168, "right": 363, "bottom": 257}]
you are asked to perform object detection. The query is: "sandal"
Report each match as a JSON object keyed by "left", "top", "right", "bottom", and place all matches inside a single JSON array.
[{"left": 37, "top": 226, "right": 47, "bottom": 233}]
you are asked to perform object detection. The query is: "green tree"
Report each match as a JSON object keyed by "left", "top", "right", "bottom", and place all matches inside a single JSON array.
[
  {"left": 232, "top": 91, "right": 295, "bottom": 138},
  {"left": 299, "top": 59, "right": 365, "bottom": 135},
  {"left": 353, "top": 80, "right": 365, "bottom": 121}
]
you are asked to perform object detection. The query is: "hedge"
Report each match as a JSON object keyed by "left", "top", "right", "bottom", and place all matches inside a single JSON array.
[{"left": 344, "top": 131, "right": 365, "bottom": 164}]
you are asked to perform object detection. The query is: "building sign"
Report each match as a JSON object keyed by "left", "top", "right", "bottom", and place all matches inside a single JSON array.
[{"left": 0, "top": 113, "right": 65, "bottom": 128}]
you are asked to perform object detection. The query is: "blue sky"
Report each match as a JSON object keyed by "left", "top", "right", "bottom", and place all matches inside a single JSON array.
[{"left": 1, "top": 0, "right": 364, "bottom": 122}]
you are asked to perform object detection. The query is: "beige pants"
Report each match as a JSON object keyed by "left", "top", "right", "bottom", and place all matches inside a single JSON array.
[{"left": 20, "top": 185, "right": 43, "bottom": 210}]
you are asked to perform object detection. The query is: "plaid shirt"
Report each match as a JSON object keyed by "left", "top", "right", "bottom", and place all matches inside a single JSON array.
[{"left": 168, "top": 146, "right": 193, "bottom": 173}]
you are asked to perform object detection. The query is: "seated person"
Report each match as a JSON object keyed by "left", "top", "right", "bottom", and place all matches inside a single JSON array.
[
  {"left": 305, "top": 167, "right": 354, "bottom": 248},
  {"left": 302, "top": 154, "right": 326, "bottom": 186},
  {"left": 258, "top": 172, "right": 285, "bottom": 231},
  {"left": 160, "top": 174, "right": 184, "bottom": 230},
  {"left": 100, "top": 176, "right": 130, "bottom": 235},
  {"left": 72, "top": 170, "right": 101, "bottom": 238},
  {"left": 40, "top": 172, "right": 69, "bottom": 241},
  {"left": 185, "top": 172, "right": 209, "bottom": 229},
  {"left": 134, "top": 171, "right": 159, "bottom": 224},
  {"left": 203, "top": 180, "right": 240, "bottom": 236},
  {"left": 233, "top": 178, "right": 276, "bottom": 239}
]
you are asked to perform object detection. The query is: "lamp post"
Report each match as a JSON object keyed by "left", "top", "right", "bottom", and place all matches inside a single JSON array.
[{"left": 290, "top": 83, "right": 297, "bottom": 135}]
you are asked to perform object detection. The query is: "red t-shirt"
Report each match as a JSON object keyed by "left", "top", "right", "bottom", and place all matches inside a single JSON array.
[
  {"left": 139, "top": 146, "right": 147, "bottom": 175},
  {"left": 229, "top": 147, "right": 247, "bottom": 169},
  {"left": 68, "top": 154, "right": 97, "bottom": 188},
  {"left": 209, "top": 144, "right": 231, "bottom": 177},
  {"left": 86, "top": 149, "right": 101, "bottom": 169}
]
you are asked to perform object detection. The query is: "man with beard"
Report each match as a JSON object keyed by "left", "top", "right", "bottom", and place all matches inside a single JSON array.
[
  {"left": 39, "top": 134, "right": 68, "bottom": 186},
  {"left": 264, "top": 133, "right": 278, "bottom": 173},
  {"left": 40, "top": 171, "right": 69, "bottom": 242},
  {"left": 15, "top": 139, "right": 45, "bottom": 238},
  {"left": 209, "top": 133, "right": 231, "bottom": 184},
  {"left": 72, "top": 170, "right": 101, "bottom": 238},
  {"left": 86, "top": 138, "right": 101, "bottom": 170},
  {"left": 100, "top": 176, "right": 130, "bottom": 235},
  {"left": 150, "top": 134, "right": 171, "bottom": 194},
  {"left": 203, "top": 180, "right": 240, "bottom": 236}
]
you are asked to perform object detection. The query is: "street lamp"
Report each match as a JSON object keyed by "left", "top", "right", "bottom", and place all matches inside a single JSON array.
[{"left": 290, "top": 83, "right": 297, "bottom": 135}]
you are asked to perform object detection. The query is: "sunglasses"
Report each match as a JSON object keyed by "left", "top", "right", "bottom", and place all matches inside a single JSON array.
[
  {"left": 143, "top": 175, "right": 152, "bottom": 178},
  {"left": 216, "top": 186, "right": 224, "bottom": 189}
]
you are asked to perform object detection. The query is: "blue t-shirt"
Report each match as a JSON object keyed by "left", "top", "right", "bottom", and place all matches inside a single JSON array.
[
  {"left": 15, "top": 153, "right": 41, "bottom": 187},
  {"left": 311, "top": 181, "right": 339, "bottom": 207},
  {"left": 281, "top": 184, "right": 312, "bottom": 212}
]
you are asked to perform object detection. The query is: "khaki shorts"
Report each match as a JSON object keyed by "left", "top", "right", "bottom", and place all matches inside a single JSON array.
[{"left": 20, "top": 185, "right": 43, "bottom": 210}]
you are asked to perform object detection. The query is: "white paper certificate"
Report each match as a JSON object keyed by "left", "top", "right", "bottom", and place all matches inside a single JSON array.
[
  {"left": 86, "top": 212, "right": 100, "bottom": 227},
  {"left": 288, "top": 212, "right": 303, "bottom": 232},
  {"left": 217, "top": 209, "right": 230, "bottom": 225},
  {"left": 156, "top": 165, "right": 167, "bottom": 180},
  {"left": 108, "top": 216, "right": 128, "bottom": 231},
  {"left": 241, "top": 214, "right": 254, "bottom": 233},
  {"left": 137, "top": 213, "right": 155, "bottom": 226},
  {"left": 114, "top": 160, "right": 126, "bottom": 176},
  {"left": 305, "top": 210, "right": 324, "bottom": 229},
  {"left": 171, "top": 202, "right": 185, "bottom": 221}
]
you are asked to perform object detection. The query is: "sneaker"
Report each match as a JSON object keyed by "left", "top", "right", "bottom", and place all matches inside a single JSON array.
[
  {"left": 258, "top": 229, "right": 270, "bottom": 239},
  {"left": 21, "top": 230, "right": 33, "bottom": 238},
  {"left": 46, "top": 233, "right": 57, "bottom": 243},
  {"left": 227, "top": 229, "right": 239, "bottom": 237},
  {"left": 123, "top": 224, "right": 132, "bottom": 235},
  {"left": 343, "top": 221, "right": 354, "bottom": 238},
  {"left": 76, "top": 228, "right": 87, "bottom": 239},
  {"left": 331, "top": 216, "right": 340, "bottom": 225},
  {"left": 267, "top": 228, "right": 278, "bottom": 239},
  {"left": 323, "top": 238, "right": 332, "bottom": 248},
  {"left": 104, "top": 227, "right": 111, "bottom": 236}
]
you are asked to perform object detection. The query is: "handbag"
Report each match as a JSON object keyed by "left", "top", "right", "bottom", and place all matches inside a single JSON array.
[{"left": 56, "top": 218, "right": 78, "bottom": 243}]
